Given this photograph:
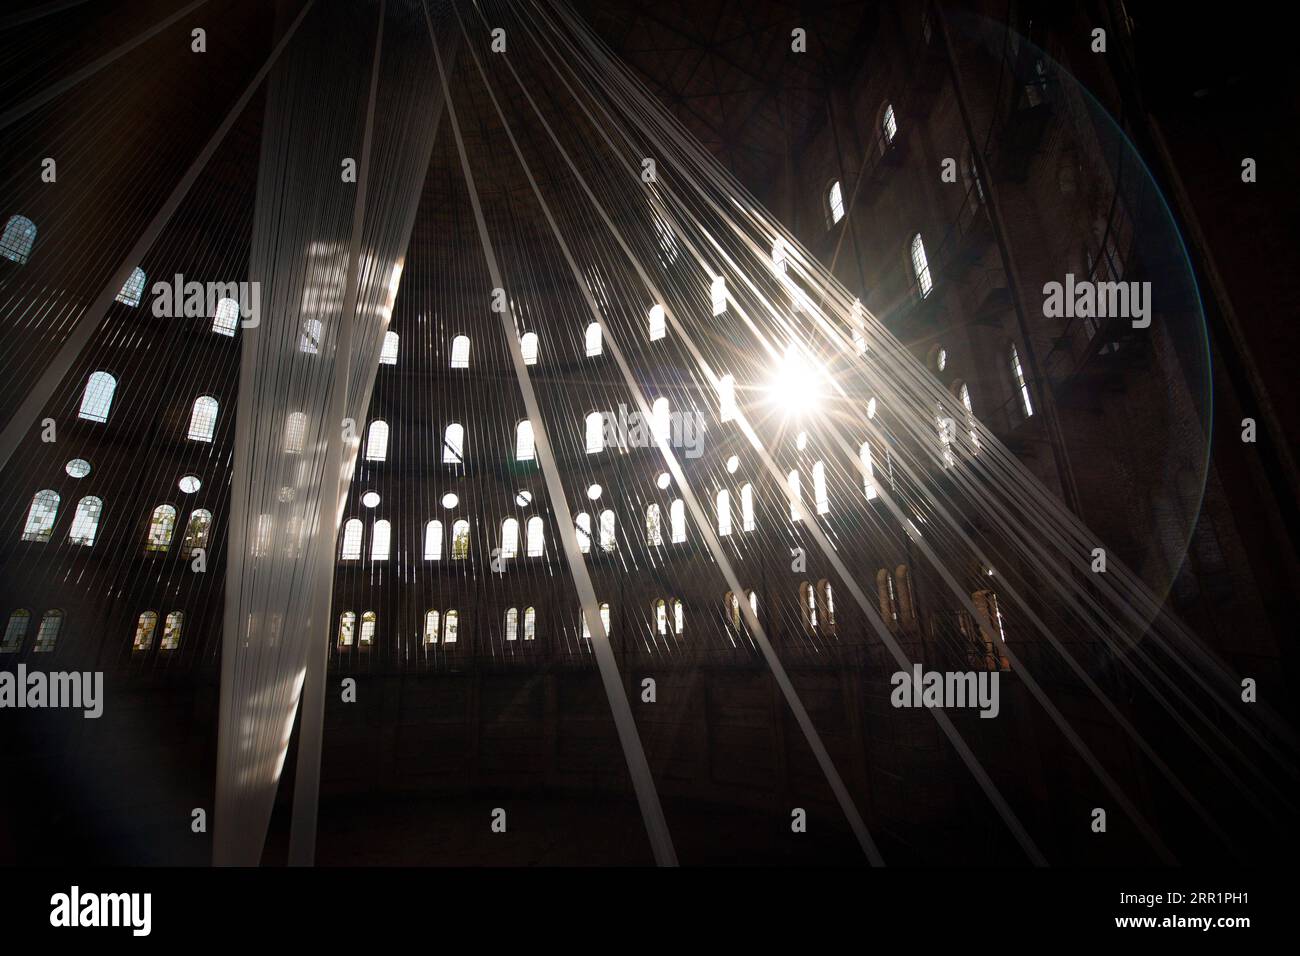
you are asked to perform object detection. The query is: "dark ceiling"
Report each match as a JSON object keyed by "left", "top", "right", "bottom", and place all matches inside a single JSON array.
[{"left": 570, "top": 0, "right": 880, "bottom": 195}]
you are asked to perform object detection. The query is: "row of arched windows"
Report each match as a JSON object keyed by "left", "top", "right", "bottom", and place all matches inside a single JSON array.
[
  {"left": 21, "top": 490, "right": 211, "bottom": 553},
  {"left": 1, "top": 608, "right": 63, "bottom": 653},
  {"left": 132, "top": 610, "right": 184, "bottom": 651},
  {"left": 73, "top": 372, "right": 222, "bottom": 441}
]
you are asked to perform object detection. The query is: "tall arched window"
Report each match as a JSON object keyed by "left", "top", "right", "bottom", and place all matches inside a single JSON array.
[
  {"left": 813, "top": 461, "right": 829, "bottom": 514},
  {"left": 585, "top": 411, "right": 604, "bottom": 454},
  {"left": 79, "top": 371, "right": 117, "bottom": 423},
  {"left": 299, "top": 319, "right": 322, "bottom": 354},
  {"left": 819, "top": 579, "right": 836, "bottom": 629},
  {"left": 22, "top": 489, "right": 59, "bottom": 542},
  {"left": 584, "top": 322, "right": 602, "bottom": 357},
  {"left": 366, "top": 419, "right": 389, "bottom": 461},
  {"left": 115, "top": 266, "right": 146, "bottom": 307},
  {"left": 371, "top": 519, "right": 391, "bottom": 560},
  {"left": 800, "top": 582, "right": 818, "bottom": 630},
  {"left": 181, "top": 509, "right": 212, "bottom": 556},
  {"left": 451, "top": 519, "right": 470, "bottom": 560},
  {"left": 718, "top": 374, "right": 736, "bottom": 422},
  {"left": 68, "top": 495, "right": 102, "bottom": 546},
  {"left": 359, "top": 611, "right": 376, "bottom": 646},
  {"left": 526, "top": 516, "right": 544, "bottom": 557},
  {"left": 716, "top": 489, "right": 731, "bottom": 536},
  {"left": 910, "top": 233, "right": 932, "bottom": 298},
  {"left": 146, "top": 504, "right": 178, "bottom": 552},
  {"left": 516, "top": 420, "right": 535, "bottom": 461},
  {"left": 2, "top": 609, "right": 31, "bottom": 653},
  {"left": 826, "top": 180, "right": 845, "bottom": 227},
  {"left": 655, "top": 598, "right": 668, "bottom": 636},
  {"left": 520, "top": 331, "right": 539, "bottom": 365},
  {"left": 648, "top": 304, "right": 666, "bottom": 341},
  {"left": 958, "top": 382, "right": 981, "bottom": 451},
  {"left": 599, "top": 509, "right": 616, "bottom": 552},
  {"left": 740, "top": 483, "right": 755, "bottom": 532},
  {"left": 710, "top": 275, "right": 727, "bottom": 316},
  {"left": 670, "top": 499, "right": 686, "bottom": 543},
  {"left": 651, "top": 397, "right": 671, "bottom": 443},
  {"left": 443, "top": 422, "right": 464, "bottom": 464},
  {"left": 0, "top": 214, "right": 36, "bottom": 263},
  {"left": 859, "top": 441, "right": 877, "bottom": 500},
  {"left": 284, "top": 411, "right": 307, "bottom": 454},
  {"left": 213, "top": 297, "right": 239, "bottom": 336},
  {"left": 896, "top": 564, "right": 917, "bottom": 627},
  {"left": 188, "top": 395, "right": 219, "bottom": 442},
  {"left": 645, "top": 503, "right": 662, "bottom": 545},
  {"left": 161, "top": 611, "right": 183, "bottom": 650},
  {"left": 877, "top": 569, "right": 899, "bottom": 624},
  {"left": 1010, "top": 343, "right": 1034, "bottom": 417},
  {"left": 724, "top": 591, "right": 741, "bottom": 630},
  {"left": 936, "top": 404, "right": 956, "bottom": 469},
  {"left": 505, "top": 607, "right": 519, "bottom": 642},
  {"left": 672, "top": 599, "right": 684, "bottom": 635},
  {"left": 340, "top": 518, "right": 363, "bottom": 559},
  {"left": 500, "top": 517, "right": 519, "bottom": 559},
  {"left": 581, "top": 602, "right": 611, "bottom": 639},
  {"left": 450, "top": 334, "right": 470, "bottom": 368},
  {"left": 881, "top": 102, "right": 898, "bottom": 148},
  {"left": 788, "top": 469, "right": 802, "bottom": 521},
  {"left": 524, "top": 606, "right": 536, "bottom": 641},
  {"left": 423, "top": 610, "right": 440, "bottom": 644},
  {"left": 33, "top": 610, "right": 63, "bottom": 652},
  {"left": 424, "top": 519, "right": 443, "bottom": 560},
  {"left": 443, "top": 609, "right": 459, "bottom": 643},
  {"left": 379, "top": 330, "right": 399, "bottom": 365},
  {"left": 133, "top": 611, "right": 158, "bottom": 651},
  {"left": 338, "top": 611, "right": 356, "bottom": 647},
  {"left": 575, "top": 512, "right": 592, "bottom": 554}
]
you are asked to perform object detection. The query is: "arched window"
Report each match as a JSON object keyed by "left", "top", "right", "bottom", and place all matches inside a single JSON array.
[
  {"left": 670, "top": 499, "right": 686, "bottom": 543},
  {"left": 1010, "top": 343, "right": 1034, "bottom": 417},
  {"left": 505, "top": 607, "right": 519, "bottom": 642},
  {"left": 673, "top": 599, "right": 684, "bottom": 635},
  {"left": 515, "top": 420, "right": 535, "bottom": 461},
  {"left": 910, "top": 233, "right": 932, "bottom": 298},
  {"left": 146, "top": 504, "right": 178, "bottom": 552},
  {"left": 451, "top": 519, "right": 470, "bottom": 560},
  {"left": 645, "top": 503, "right": 662, "bottom": 546},
  {"left": 787, "top": 469, "right": 802, "bottom": 521},
  {"left": 655, "top": 598, "right": 668, "bottom": 636},
  {"left": 826, "top": 180, "right": 845, "bottom": 227},
  {"left": 79, "top": 371, "right": 117, "bottom": 423},
  {"left": 520, "top": 331, "right": 539, "bottom": 365},
  {"left": 575, "top": 512, "right": 591, "bottom": 554},
  {"left": 161, "top": 611, "right": 183, "bottom": 650},
  {"left": 701, "top": 272, "right": 725, "bottom": 316},
  {"left": 585, "top": 411, "right": 604, "bottom": 454},
  {"left": 747, "top": 590, "right": 758, "bottom": 621},
  {"left": 359, "top": 611, "right": 376, "bottom": 646},
  {"left": 581, "top": 602, "right": 611, "bottom": 639},
  {"left": 379, "top": 330, "right": 399, "bottom": 365},
  {"left": 0, "top": 214, "right": 36, "bottom": 263},
  {"left": 524, "top": 606, "right": 536, "bottom": 641},
  {"left": 299, "top": 319, "right": 322, "bottom": 354},
  {"left": 424, "top": 519, "right": 443, "bottom": 560},
  {"left": 716, "top": 489, "right": 731, "bottom": 536},
  {"left": 526, "top": 516, "right": 544, "bottom": 557},
  {"left": 443, "top": 609, "right": 459, "bottom": 643},
  {"left": 936, "top": 404, "right": 956, "bottom": 469},
  {"left": 718, "top": 374, "right": 736, "bottom": 422},
  {"left": 423, "top": 610, "right": 440, "bottom": 644},
  {"left": 819, "top": 579, "right": 836, "bottom": 628},
  {"left": 599, "top": 509, "right": 616, "bottom": 552},
  {"left": 859, "top": 441, "right": 877, "bottom": 500},
  {"left": 443, "top": 422, "right": 464, "bottom": 464},
  {"left": 958, "top": 382, "right": 981, "bottom": 451},
  {"left": 896, "top": 565, "right": 917, "bottom": 627},
  {"left": 813, "top": 461, "right": 829, "bottom": 514},
  {"left": 740, "top": 483, "right": 755, "bottom": 532},
  {"left": 33, "top": 610, "right": 63, "bottom": 652},
  {"left": 282, "top": 411, "right": 307, "bottom": 454},
  {"left": 500, "top": 517, "right": 519, "bottom": 559},
  {"left": 133, "top": 611, "right": 158, "bottom": 651},
  {"left": 22, "top": 489, "right": 59, "bottom": 542},
  {"left": 450, "top": 334, "right": 470, "bottom": 368},
  {"left": 181, "top": 508, "right": 213, "bottom": 556},
  {"left": 648, "top": 397, "right": 669, "bottom": 443},
  {"left": 188, "top": 395, "right": 219, "bottom": 442},
  {"left": 800, "top": 582, "right": 818, "bottom": 630},
  {"left": 371, "top": 519, "right": 391, "bottom": 560},
  {"left": 213, "top": 297, "right": 239, "bottom": 336},
  {"left": 2, "top": 609, "right": 31, "bottom": 653},
  {"left": 68, "top": 495, "right": 102, "bottom": 546},
  {"left": 877, "top": 569, "right": 898, "bottom": 624},
  {"left": 340, "top": 518, "right": 363, "bottom": 559},
  {"left": 366, "top": 419, "right": 389, "bottom": 461},
  {"left": 584, "top": 322, "right": 603, "bottom": 357},
  {"left": 648, "top": 304, "right": 666, "bottom": 341},
  {"left": 115, "top": 266, "right": 146, "bottom": 307},
  {"left": 724, "top": 591, "right": 741, "bottom": 630},
  {"left": 338, "top": 611, "right": 357, "bottom": 647},
  {"left": 880, "top": 102, "right": 898, "bottom": 149}
]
